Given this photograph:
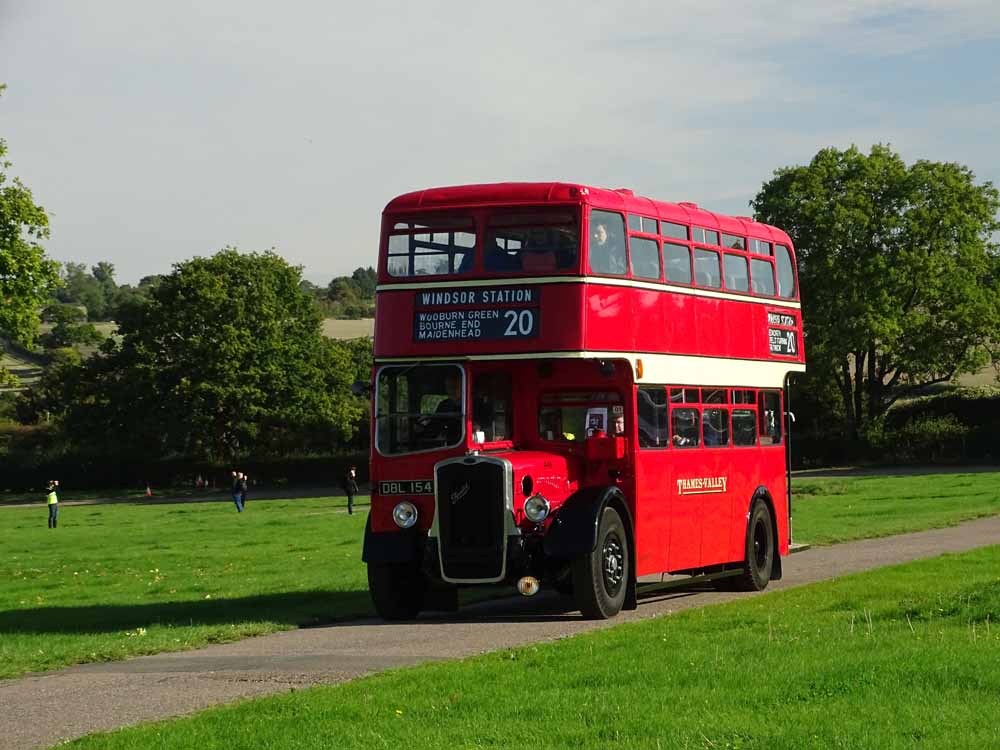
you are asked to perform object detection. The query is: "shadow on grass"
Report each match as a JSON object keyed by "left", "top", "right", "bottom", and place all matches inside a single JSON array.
[{"left": 0, "top": 589, "right": 373, "bottom": 635}]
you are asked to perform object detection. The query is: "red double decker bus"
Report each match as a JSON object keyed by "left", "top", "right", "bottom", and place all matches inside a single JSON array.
[{"left": 363, "top": 182, "right": 805, "bottom": 620}]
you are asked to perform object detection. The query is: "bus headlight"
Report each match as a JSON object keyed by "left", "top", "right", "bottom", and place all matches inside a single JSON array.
[
  {"left": 524, "top": 494, "right": 550, "bottom": 523},
  {"left": 392, "top": 501, "right": 418, "bottom": 529}
]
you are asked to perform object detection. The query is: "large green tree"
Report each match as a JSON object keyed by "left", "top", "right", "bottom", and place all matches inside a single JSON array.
[
  {"left": 54, "top": 249, "right": 364, "bottom": 460},
  {"left": 752, "top": 144, "right": 1000, "bottom": 439},
  {"left": 0, "top": 84, "right": 60, "bottom": 373}
]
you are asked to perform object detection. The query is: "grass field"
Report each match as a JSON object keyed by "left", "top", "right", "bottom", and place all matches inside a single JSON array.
[
  {"left": 2, "top": 471, "right": 999, "bottom": 680},
  {"left": 321, "top": 317, "right": 374, "bottom": 339},
  {"left": 793, "top": 472, "right": 1000, "bottom": 544},
  {"left": 64, "top": 545, "right": 1000, "bottom": 749},
  {"left": 0, "top": 497, "right": 370, "bottom": 679}
]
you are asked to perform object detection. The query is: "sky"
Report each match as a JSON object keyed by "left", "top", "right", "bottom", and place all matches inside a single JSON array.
[{"left": 1, "top": 0, "right": 999, "bottom": 285}]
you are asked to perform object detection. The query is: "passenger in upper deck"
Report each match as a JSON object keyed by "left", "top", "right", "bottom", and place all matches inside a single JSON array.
[
  {"left": 485, "top": 240, "right": 522, "bottom": 272},
  {"left": 591, "top": 221, "right": 626, "bottom": 275}
]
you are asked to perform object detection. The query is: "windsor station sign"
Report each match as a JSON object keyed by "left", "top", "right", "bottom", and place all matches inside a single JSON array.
[{"left": 413, "top": 285, "right": 540, "bottom": 342}]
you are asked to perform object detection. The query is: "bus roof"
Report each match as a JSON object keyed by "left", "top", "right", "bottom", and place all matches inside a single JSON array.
[{"left": 383, "top": 182, "right": 792, "bottom": 246}]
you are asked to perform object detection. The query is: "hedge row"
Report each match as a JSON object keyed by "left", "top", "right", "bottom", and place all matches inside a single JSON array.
[
  {"left": 0, "top": 451, "right": 368, "bottom": 492},
  {"left": 791, "top": 387, "right": 1000, "bottom": 467}
]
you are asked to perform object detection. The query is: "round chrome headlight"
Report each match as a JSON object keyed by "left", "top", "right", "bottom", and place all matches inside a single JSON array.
[
  {"left": 392, "top": 501, "right": 418, "bottom": 529},
  {"left": 523, "top": 494, "right": 550, "bottom": 523}
]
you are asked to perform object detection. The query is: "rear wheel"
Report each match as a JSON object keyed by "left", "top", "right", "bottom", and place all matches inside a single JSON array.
[
  {"left": 733, "top": 501, "right": 774, "bottom": 591},
  {"left": 572, "top": 506, "right": 629, "bottom": 619},
  {"left": 367, "top": 563, "right": 425, "bottom": 620}
]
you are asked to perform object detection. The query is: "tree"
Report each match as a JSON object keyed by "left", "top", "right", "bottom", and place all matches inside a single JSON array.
[
  {"left": 351, "top": 266, "right": 377, "bottom": 297},
  {"left": 38, "top": 303, "right": 105, "bottom": 349},
  {"left": 55, "top": 262, "right": 113, "bottom": 320},
  {"left": 752, "top": 144, "right": 1000, "bottom": 440},
  {"left": 56, "top": 248, "right": 364, "bottom": 461},
  {"left": 0, "top": 84, "right": 61, "bottom": 358}
]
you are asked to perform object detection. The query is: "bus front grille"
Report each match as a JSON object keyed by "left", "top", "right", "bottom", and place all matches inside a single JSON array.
[{"left": 435, "top": 459, "right": 508, "bottom": 581}]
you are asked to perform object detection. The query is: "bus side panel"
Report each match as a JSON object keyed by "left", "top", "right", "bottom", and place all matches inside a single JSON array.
[
  {"left": 665, "top": 448, "right": 705, "bottom": 571},
  {"left": 699, "top": 444, "right": 751, "bottom": 568},
  {"left": 580, "top": 285, "right": 804, "bottom": 367},
  {"left": 633, "top": 449, "right": 673, "bottom": 577}
]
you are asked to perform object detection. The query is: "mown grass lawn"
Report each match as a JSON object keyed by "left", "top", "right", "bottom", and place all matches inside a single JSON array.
[
  {"left": 793, "top": 471, "right": 1000, "bottom": 545},
  {"left": 0, "top": 497, "right": 371, "bottom": 679},
  {"left": 64, "top": 545, "right": 1000, "bottom": 750}
]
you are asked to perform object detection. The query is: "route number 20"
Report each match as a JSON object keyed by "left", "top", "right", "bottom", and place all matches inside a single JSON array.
[{"left": 503, "top": 310, "right": 535, "bottom": 337}]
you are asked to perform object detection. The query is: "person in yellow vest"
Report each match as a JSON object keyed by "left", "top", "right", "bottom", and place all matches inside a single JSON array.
[{"left": 46, "top": 480, "right": 59, "bottom": 528}]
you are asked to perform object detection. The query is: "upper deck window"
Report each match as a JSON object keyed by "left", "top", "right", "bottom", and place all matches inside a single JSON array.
[
  {"left": 749, "top": 238, "right": 772, "bottom": 256},
  {"left": 722, "top": 233, "right": 745, "bottom": 250},
  {"left": 750, "top": 258, "right": 776, "bottom": 296},
  {"left": 692, "top": 227, "right": 720, "bottom": 246},
  {"left": 723, "top": 253, "right": 749, "bottom": 292},
  {"left": 775, "top": 244, "right": 797, "bottom": 299},
  {"left": 694, "top": 249, "right": 721, "bottom": 288},
  {"left": 629, "top": 237, "right": 661, "bottom": 280},
  {"left": 589, "top": 210, "right": 627, "bottom": 275},
  {"left": 485, "top": 209, "right": 578, "bottom": 273},
  {"left": 387, "top": 215, "right": 475, "bottom": 277},
  {"left": 628, "top": 214, "right": 659, "bottom": 234},
  {"left": 661, "top": 221, "right": 688, "bottom": 240},
  {"left": 663, "top": 243, "right": 692, "bottom": 284}
]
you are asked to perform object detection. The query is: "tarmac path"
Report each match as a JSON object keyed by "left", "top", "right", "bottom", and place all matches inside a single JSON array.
[{"left": 2, "top": 515, "right": 999, "bottom": 750}]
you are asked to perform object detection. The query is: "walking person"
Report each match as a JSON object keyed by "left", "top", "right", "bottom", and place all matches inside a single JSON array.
[
  {"left": 344, "top": 465, "right": 359, "bottom": 515},
  {"left": 231, "top": 471, "right": 245, "bottom": 513},
  {"left": 46, "top": 480, "right": 59, "bottom": 528},
  {"left": 238, "top": 472, "right": 249, "bottom": 509}
]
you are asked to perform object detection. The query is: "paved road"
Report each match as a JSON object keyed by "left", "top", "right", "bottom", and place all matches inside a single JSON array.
[{"left": 3, "top": 515, "right": 1000, "bottom": 750}]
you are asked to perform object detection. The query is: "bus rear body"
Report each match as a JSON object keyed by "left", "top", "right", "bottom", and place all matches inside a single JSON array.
[{"left": 364, "top": 182, "right": 805, "bottom": 620}]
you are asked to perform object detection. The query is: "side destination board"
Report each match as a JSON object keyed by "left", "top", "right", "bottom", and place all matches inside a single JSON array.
[
  {"left": 413, "top": 285, "right": 540, "bottom": 342},
  {"left": 769, "top": 328, "right": 798, "bottom": 356}
]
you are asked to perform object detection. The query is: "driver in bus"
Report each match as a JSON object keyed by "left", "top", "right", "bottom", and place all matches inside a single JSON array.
[{"left": 417, "top": 373, "right": 463, "bottom": 444}]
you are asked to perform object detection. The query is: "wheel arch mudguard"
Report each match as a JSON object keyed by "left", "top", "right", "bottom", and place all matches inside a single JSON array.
[
  {"left": 362, "top": 513, "right": 424, "bottom": 565},
  {"left": 543, "top": 485, "right": 638, "bottom": 610},
  {"left": 747, "top": 485, "right": 782, "bottom": 581}
]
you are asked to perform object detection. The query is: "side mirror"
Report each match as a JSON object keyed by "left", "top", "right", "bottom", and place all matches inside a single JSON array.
[{"left": 351, "top": 380, "right": 371, "bottom": 397}]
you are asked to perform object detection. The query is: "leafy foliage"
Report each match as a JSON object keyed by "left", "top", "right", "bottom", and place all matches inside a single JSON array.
[
  {"left": 54, "top": 261, "right": 149, "bottom": 321},
  {"left": 0, "top": 84, "right": 61, "bottom": 356},
  {"left": 34, "top": 249, "right": 364, "bottom": 461},
  {"left": 39, "top": 304, "right": 105, "bottom": 349},
  {"left": 753, "top": 144, "right": 1000, "bottom": 438}
]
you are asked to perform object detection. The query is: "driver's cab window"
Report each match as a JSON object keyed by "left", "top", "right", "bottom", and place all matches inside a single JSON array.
[
  {"left": 538, "top": 391, "right": 623, "bottom": 442},
  {"left": 472, "top": 372, "right": 512, "bottom": 444},
  {"left": 375, "top": 364, "right": 464, "bottom": 455}
]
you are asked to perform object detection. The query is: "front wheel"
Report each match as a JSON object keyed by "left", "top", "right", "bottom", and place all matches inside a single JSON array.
[
  {"left": 572, "top": 506, "right": 629, "bottom": 619},
  {"left": 733, "top": 500, "right": 775, "bottom": 591},
  {"left": 367, "top": 563, "right": 425, "bottom": 621}
]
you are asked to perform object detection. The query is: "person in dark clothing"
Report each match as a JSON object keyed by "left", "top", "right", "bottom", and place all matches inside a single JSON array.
[
  {"left": 344, "top": 465, "right": 359, "bottom": 515},
  {"left": 238, "top": 473, "right": 249, "bottom": 508},
  {"left": 231, "top": 471, "right": 245, "bottom": 513}
]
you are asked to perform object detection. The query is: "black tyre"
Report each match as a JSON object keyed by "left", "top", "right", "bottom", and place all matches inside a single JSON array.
[
  {"left": 733, "top": 500, "right": 774, "bottom": 592},
  {"left": 367, "top": 563, "right": 425, "bottom": 621},
  {"left": 572, "top": 506, "right": 629, "bottom": 619}
]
